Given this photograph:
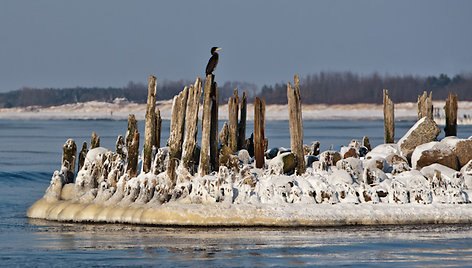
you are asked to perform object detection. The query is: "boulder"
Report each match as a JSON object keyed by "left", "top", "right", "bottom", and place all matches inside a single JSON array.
[
  {"left": 411, "top": 141, "right": 459, "bottom": 170},
  {"left": 319, "top": 150, "right": 342, "bottom": 167},
  {"left": 340, "top": 146, "right": 358, "bottom": 159},
  {"left": 310, "top": 141, "right": 320, "bottom": 156},
  {"left": 362, "top": 136, "right": 371, "bottom": 151},
  {"left": 397, "top": 117, "right": 441, "bottom": 160},
  {"left": 441, "top": 136, "right": 472, "bottom": 168}
]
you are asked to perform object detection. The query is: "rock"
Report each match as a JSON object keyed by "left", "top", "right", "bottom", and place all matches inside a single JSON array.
[
  {"left": 336, "top": 158, "right": 363, "bottom": 181},
  {"left": 385, "top": 153, "right": 411, "bottom": 174},
  {"left": 281, "top": 153, "right": 296, "bottom": 174},
  {"left": 310, "top": 141, "right": 320, "bottom": 155},
  {"left": 303, "top": 144, "right": 311, "bottom": 156},
  {"left": 349, "top": 139, "right": 360, "bottom": 149},
  {"left": 362, "top": 136, "right": 371, "bottom": 151},
  {"left": 367, "top": 144, "right": 401, "bottom": 159},
  {"left": 319, "top": 150, "right": 342, "bottom": 167},
  {"left": 441, "top": 136, "right": 472, "bottom": 168},
  {"left": 266, "top": 147, "right": 279, "bottom": 159},
  {"left": 237, "top": 149, "right": 251, "bottom": 165},
  {"left": 411, "top": 141, "right": 459, "bottom": 170},
  {"left": 305, "top": 155, "right": 318, "bottom": 168},
  {"left": 363, "top": 156, "right": 389, "bottom": 172},
  {"left": 219, "top": 145, "right": 239, "bottom": 170},
  {"left": 341, "top": 146, "right": 358, "bottom": 159},
  {"left": 358, "top": 146, "right": 368, "bottom": 157},
  {"left": 397, "top": 117, "right": 441, "bottom": 160}
]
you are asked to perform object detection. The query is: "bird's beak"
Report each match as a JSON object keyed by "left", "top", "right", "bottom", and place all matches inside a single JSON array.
[{"left": 216, "top": 47, "right": 222, "bottom": 51}]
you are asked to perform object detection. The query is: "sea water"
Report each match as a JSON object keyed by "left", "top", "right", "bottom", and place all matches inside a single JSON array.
[{"left": 1, "top": 118, "right": 472, "bottom": 266}]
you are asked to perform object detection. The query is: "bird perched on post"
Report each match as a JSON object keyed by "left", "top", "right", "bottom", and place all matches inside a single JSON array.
[{"left": 205, "top": 47, "right": 221, "bottom": 76}]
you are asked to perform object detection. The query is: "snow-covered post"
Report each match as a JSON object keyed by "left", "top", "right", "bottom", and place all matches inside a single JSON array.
[
  {"left": 418, "top": 91, "right": 433, "bottom": 120},
  {"left": 77, "top": 141, "right": 88, "bottom": 173},
  {"left": 238, "top": 91, "right": 247, "bottom": 151},
  {"left": 167, "top": 87, "right": 189, "bottom": 184},
  {"left": 383, "top": 89, "right": 395, "bottom": 143},
  {"left": 444, "top": 92, "right": 458, "bottom": 136},
  {"left": 228, "top": 88, "right": 239, "bottom": 153},
  {"left": 210, "top": 79, "right": 219, "bottom": 171},
  {"left": 254, "top": 97, "right": 266, "bottom": 169},
  {"left": 90, "top": 132, "right": 100, "bottom": 149},
  {"left": 199, "top": 74, "right": 213, "bottom": 176},
  {"left": 126, "top": 130, "right": 139, "bottom": 177},
  {"left": 62, "top": 139, "right": 77, "bottom": 183},
  {"left": 181, "top": 78, "right": 202, "bottom": 171},
  {"left": 287, "top": 74, "right": 305, "bottom": 175},
  {"left": 143, "top": 75, "right": 158, "bottom": 173}
]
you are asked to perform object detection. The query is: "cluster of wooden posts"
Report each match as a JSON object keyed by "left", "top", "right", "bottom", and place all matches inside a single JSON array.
[
  {"left": 60, "top": 74, "right": 306, "bottom": 186},
  {"left": 383, "top": 89, "right": 458, "bottom": 143}
]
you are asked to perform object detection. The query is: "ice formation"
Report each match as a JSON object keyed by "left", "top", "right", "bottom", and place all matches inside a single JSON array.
[{"left": 28, "top": 138, "right": 472, "bottom": 226}]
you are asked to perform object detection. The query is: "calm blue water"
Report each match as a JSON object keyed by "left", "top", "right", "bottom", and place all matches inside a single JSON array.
[{"left": 1, "top": 118, "right": 472, "bottom": 267}]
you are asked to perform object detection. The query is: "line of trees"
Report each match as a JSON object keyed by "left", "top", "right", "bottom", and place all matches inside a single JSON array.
[{"left": 1, "top": 72, "right": 471, "bottom": 108}]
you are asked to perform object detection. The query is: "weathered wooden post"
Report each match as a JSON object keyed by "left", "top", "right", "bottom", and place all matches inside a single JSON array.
[
  {"left": 198, "top": 75, "right": 213, "bottom": 176},
  {"left": 116, "top": 135, "right": 125, "bottom": 159},
  {"left": 228, "top": 88, "right": 239, "bottom": 152},
  {"left": 444, "top": 92, "right": 458, "bottom": 136},
  {"left": 77, "top": 141, "right": 88, "bottom": 173},
  {"left": 126, "top": 130, "right": 139, "bottom": 177},
  {"left": 167, "top": 87, "right": 189, "bottom": 184},
  {"left": 383, "top": 89, "right": 395, "bottom": 143},
  {"left": 418, "top": 91, "right": 433, "bottom": 120},
  {"left": 238, "top": 91, "right": 247, "bottom": 150},
  {"left": 90, "top": 132, "right": 100, "bottom": 149},
  {"left": 181, "top": 78, "right": 203, "bottom": 171},
  {"left": 287, "top": 74, "right": 305, "bottom": 175},
  {"left": 210, "top": 79, "right": 219, "bottom": 171},
  {"left": 143, "top": 75, "right": 158, "bottom": 173},
  {"left": 62, "top": 139, "right": 77, "bottom": 183},
  {"left": 125, "top": 114, "right": 138, "bottom": 150},
  {"left": 254, "top": 97, "right": 266, "bottom": 169},
  {"left": 155, "top": 108, "right": 162, "bottom": 148}
]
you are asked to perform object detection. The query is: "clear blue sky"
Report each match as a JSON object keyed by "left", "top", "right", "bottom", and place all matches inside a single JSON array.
[{"left": 0, "top": 0, "right": 471, "bottom": 92}]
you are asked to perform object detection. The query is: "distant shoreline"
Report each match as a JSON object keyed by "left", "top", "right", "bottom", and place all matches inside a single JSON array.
[{"left": 2, "top": 100, "right": 472, "bottom": 122}]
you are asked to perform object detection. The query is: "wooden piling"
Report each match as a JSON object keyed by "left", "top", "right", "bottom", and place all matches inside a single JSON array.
[
  {"left": 116, "top": 135, "right": 125, "bottom": 159},
  {"left": 219, "top": 122, "right": 229, "bottom": 146},
  {"left": 444, "top": 92, "right": 458, "bottom": 137},
  {"left": 125, "top": 114, "right": 138, "bottom": 152},
  {"left": 181, "top": 78, "right": 203, "bottom": 171},
  {"left": 90, "top": 132, "right": 100, "bottom": 149},
  {"left": 143, "top": 75, "right": 158, "bottom": 173},
  {"left": 77, "top": 141, "right": 88, "bottom": 173},
  {"left": 254, "top": 97, "right": 266, "bottom": 169},
  {"left": 126, "top": 130, "right": 139, "bottom": 177},
  {"left": 238, "top": 91, "right": 247, "bottom": 150},
  {"left": 383, "top": 89, "right": 395, "bottom": 143},
  {"left": 62, "top": 139, "right": 77, "bottom": 183},
  {"left": 287, "top": 74, "right": 305, "bottom": 175},
  {"left": 167, "top": 87, "right": 189, "bottom": 184},
  {"left": 198, "top": 74, "right": 213, "bottom": 176},
  {"left": 418, "top": 91, "right": 433, "bottom": 120},
  {"left": 210, "top": 79, "right": 219, "bottom": 171},
  {"left": 228, "top": 88, "right": 239, "bottom": 153},
  {"left": 155, "top": 108, "right": 162, "bottom": 149}
]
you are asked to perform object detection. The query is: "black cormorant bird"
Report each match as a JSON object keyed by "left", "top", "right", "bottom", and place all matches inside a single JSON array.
[{"left": 205, "top": 47, "right": 221, "bottom": 76}]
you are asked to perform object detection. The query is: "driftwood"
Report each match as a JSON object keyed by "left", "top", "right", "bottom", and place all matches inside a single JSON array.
[
  {"left": 254, "top": 97, "right": 266, "bottom": 169},
  {"left": 181, "top": 78, "right": 203, "bottom": 171},
  {"left": 287, "top": 74, "right": 305, "bottom": 175},
  {"left": 228, "top": 88, "right": 239, "bottom": 153},
  {"left": 383, "top": 89, "right": 395, "bottom": 143},
  {"left": 167, "top": 87, "right": 189, "bottom": 184},
  {"left": 238, "top": 91, "right": 247, "bottom": 150},
  {"left": 210, "top": 79, "right": 219, "bottom": 172},
  {"left": 418, "top": 91, "right": 433, "bottom": 120},
  {"left": 198, "top": 75, "right": 213, "bottom": 176},
  {"left": 143, "top": 75, "right": 158, "bottom": 173},
  {"left": 444, "top": 93, "right": 458, "bottom": 136},
  {"left": 90, "top": 132, "right": 100, "bottom": 149},
  {"left": 62, "top": 139, "right": 77, "bottom": 183},
  {"left": 126, "top": 130, "right": 139, "bottom": 177}
]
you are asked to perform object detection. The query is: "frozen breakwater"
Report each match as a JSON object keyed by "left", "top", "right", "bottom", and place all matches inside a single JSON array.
[{"left": 27, "top": 75, "right": 472, "bottom": 226}]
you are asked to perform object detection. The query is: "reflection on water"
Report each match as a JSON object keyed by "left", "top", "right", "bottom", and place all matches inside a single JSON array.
[{"left": 12, "top": 220, "right": 472, "bottom": 267}]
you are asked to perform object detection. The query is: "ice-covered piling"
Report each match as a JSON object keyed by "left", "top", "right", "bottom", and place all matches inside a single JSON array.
[
  {"left": 90, "top": 132, "right": 100, "bottom": 149},
  {"left": 228, "top": 88, "right": 239, "bottom": 153},
  {"left": 62, "top": 139, "right": 77, "bottom": 183},
  {"left": 199, "top": 75, "right": 214, "bottom": 176},
  {"left": 181, "top": 78, "right": 203, "bottom": 171},
  {"left": 254, "top": 97, "right": 266, "bottom": 168}
]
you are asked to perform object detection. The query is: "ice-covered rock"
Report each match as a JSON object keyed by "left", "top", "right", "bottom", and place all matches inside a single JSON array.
[
  {"left": 441, "top": 136, "right": 472, "bottom": 168},
  {"left": 411, "top": 141, "right": 459, "bottom": 170},
  {"left": 398, "top": 117, "right": 441, "bottom": 159}
]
